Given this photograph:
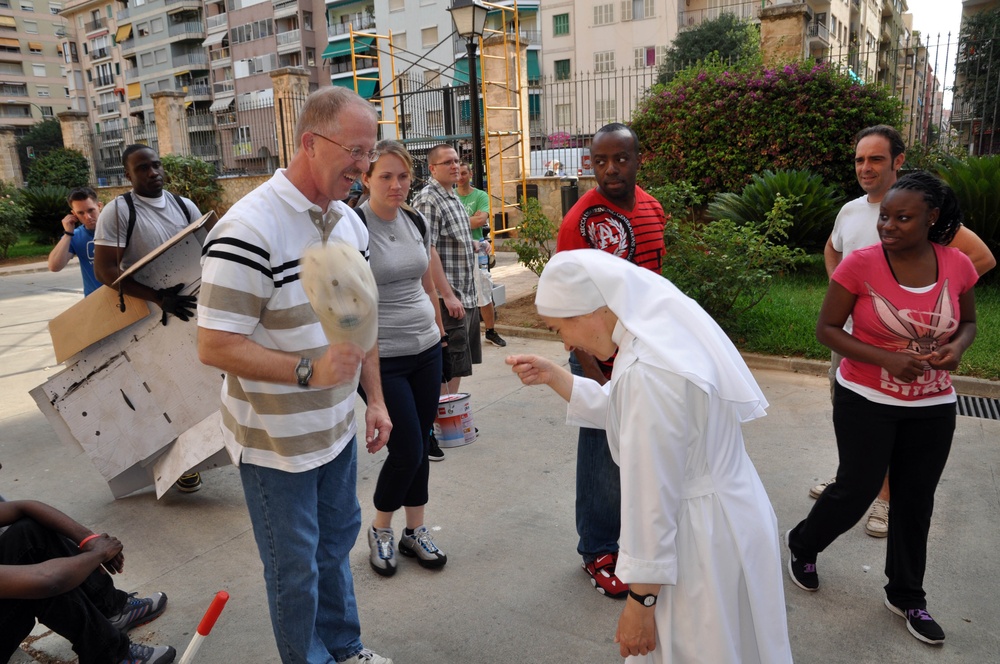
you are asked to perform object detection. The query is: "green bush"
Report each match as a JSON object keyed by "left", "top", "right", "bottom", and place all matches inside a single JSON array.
[
  {"left": 161, "top": 153, "right": 222, "bottom": 216},
  {"left": 662, "top": 194, "right": 806, "bottom": 328},
  {"left": 632, "top": 59, "right": 903, "bottom": 200},
  {"left": 645, "top": 180, "right": 704, "bottom": 223},
  {"left": 656, "top": 13, "right": 759, "bottom": 85},
  {"left": 0, "top": 195, "right": 29, "bottom": 258},
  {"left": 26, "top": 148, "right": 90, "bottom": 189},
  {"left": 707, "top": 169, "right": 845, "bottom": 252},
  {"left": 18, "top": 185, "right": 71, "bottom": 241},
  {"left": 509, "top": 197, "right": 557, "bottom": 276},
  {"left": 935, "top": 155, "right": 1000, "bottom": 256}
]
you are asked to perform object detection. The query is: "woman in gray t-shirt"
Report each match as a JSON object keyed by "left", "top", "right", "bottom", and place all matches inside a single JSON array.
[{"left": 357, "top": 140, "right": 450, "bottom": 577}]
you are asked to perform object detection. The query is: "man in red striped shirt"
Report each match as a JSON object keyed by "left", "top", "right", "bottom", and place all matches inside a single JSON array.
[{"left": 555, "top": 122, "right": 666, "bottom": 599}]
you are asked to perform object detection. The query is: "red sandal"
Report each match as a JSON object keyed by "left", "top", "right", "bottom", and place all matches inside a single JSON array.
[{"left": 582, "top": 553, "right": 629, "bottom": 598}]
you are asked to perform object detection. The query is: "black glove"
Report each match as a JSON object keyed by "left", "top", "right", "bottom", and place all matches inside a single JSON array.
[
  {"left": 156, "top": 283, "right": 196, "bottom": 325},
  {"left": 440, "top": 336, "right": 453, "bottom": 384}
]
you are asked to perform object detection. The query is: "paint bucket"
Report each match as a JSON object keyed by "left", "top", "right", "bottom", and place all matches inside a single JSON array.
[{"left": 433, "top": 393, "right": 476, "bottom": 448}]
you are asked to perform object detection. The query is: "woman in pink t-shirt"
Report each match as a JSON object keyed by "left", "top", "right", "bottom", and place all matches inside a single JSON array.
[{"left": 786, "top": 172, "right": 978, "bottom": 647}]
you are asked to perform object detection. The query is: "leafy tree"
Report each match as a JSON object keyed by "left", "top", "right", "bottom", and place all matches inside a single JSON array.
[
  {"left": 0, "top": 194, "right": 29, "bottom": 259},
  {"left": 161, "top": 153, "right": 222, "bottom": 216},
  {"left": 936, "top": 155, "right": 1000, "bottom": 258},
  {"left": 15, "top": 119, "right": 63, "bottom": 181},
  {"left": 633, "top": 60, "right": 903, "bottom": 200},
  {"left": 17, "top": 185, "right": 72, "bottom": 241},
  {"left": 657, "top": 13, "right": 759, "bottom": 84},
  {"left": 662, "top": 195, "right": 805, "bottom": 328},
  {"left": 26, "top": 148, "right": 90, "bottom": 189},
  {"left": 509, "top": 197, "right": 556, "bottom": 276},
  {"left": 954, "top": 7, "right": 1000, "bottom": 152}
]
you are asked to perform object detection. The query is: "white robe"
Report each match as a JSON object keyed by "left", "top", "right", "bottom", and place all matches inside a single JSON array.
[{"left": 567, "top": 327, "right": 793, "bottom": 664}]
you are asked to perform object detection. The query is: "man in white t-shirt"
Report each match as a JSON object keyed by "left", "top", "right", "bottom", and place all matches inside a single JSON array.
[
  {"left": 93, "top": 144, "right": 205, "bottom": 493},
  {"left": 814, "top": 125, "right": 995, "bottom": 536}
]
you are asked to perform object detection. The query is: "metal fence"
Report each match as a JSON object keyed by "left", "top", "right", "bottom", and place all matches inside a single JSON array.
[{"left": 88, "top": 28, "right": 999, "bottom": 184}]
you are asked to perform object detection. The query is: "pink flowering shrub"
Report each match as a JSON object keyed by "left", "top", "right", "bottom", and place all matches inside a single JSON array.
[{"left": 632, "top": 59, "right": 903, "bottom": 199}]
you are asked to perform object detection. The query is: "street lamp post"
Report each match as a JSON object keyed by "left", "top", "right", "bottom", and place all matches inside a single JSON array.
[{"left": 448, "top": 0, "right": 489, "bottom": 190}]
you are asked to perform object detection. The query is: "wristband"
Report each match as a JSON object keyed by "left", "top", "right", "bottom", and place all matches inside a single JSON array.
[
  {"left": 441, "top": 334, "right": 450, "bottom": 344},
  {"left": 64, "top": 230, "right": 75, "bottom": 237},
  {"left": 78, "top": 533, "right": 101, "bottom": 549}
]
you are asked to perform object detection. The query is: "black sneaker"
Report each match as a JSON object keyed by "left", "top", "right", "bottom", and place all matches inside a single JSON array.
[
  {"left": 109, "top": 592, "right": 168, "bottom": 631},
  {"left": 785, "top": 530, "right": 818, "bottom": 591},
  {"left": 119, "top": 642, "right": 176, "bottom": 664},
  {"left": 485, "top": 328, "right": 507, "bottom": 347},
  {"left": 428, "top": 434, "right": 444, "bottom": 461},
  {"left": 175, "top": 472, "right": 202, "bottom": 493},
  {"left": 885, "top": 598, "right": 945, "bottom": 645}
]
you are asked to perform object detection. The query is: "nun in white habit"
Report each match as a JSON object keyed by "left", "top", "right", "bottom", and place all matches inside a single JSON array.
[{"left": 507, "top": 249, "right": 793, "bottom": 663}]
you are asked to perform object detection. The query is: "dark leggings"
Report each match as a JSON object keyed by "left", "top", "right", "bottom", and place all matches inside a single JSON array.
[
  {"left": 0, "top": 519, "right": 129, "bottom": 664},
  {"left": 789, "top": 383, "right": 955, "bottom": 609},
  {"left": 361, "top": 343, "right": 442, "bottom": 513}
]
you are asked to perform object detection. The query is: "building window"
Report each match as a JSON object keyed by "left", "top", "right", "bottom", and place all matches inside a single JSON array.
[
  {"left": 37, "top": 85, "right": 50, "bottom": 97},
  {"left": 151, "top": 17, "right": 163, "bottom": 33},
  {"left": 593, "top": 4, "right": 613, "bottom": 26},
  {"left": 554, "top": 59, "right": 570, "bottom": 80},
  {"left": 594, "top": 50, "right": 615, "bottom": 73},
  {"left": 394, "top": 31, "right": 406, "bottom": 51},
  {"left": 154, "top": 48, "right": 166, "bottom": 64},
  {"left": 41, "top": 104, "right": 52, "bottom": 116},
  {"left": 621, "top": 0, "right": 653, "bottom": 21},
  {"left": 32, "top": 62, "right": 45, "bottom": 76},
  {"left": 24, "top": 20, "right": 38, "bottom": 33},
  {"left": 140, "top": 52, "right": 153, "bottom": 67},
  {"left": 595, "top": 99, "right": 616, "bottom": 123},
  {"left": 634, "top": 46, "right": 664, "bottom": 68},
  {"left": 137, "top": 22, "right": 149, "bottom": 37},
  {"left": 29, "top": 41, "right": 42, "bottom": 53},
  {"left": 19, "top": 0, "right": 33, "bottom": 11},
  {"left": 421, "top": 26, "right": 437, "bottom": 48},
  {"left": 427, "top": 109, "right": 443, "bottom": 132},
  {"left": 553, "top": 13, "right": 569, "bottom": 36},
  {"left": 49, "top": 2, "right": 61, "bottom": 14},
  {"left": 306, "top": 47, "right": 315, "bottom": 67},
  {"left": 555, "top": 103, "right": 572, "bottom": 128},
  {"left": 389, "top": 0, "right": 403, "bottom": 10}
]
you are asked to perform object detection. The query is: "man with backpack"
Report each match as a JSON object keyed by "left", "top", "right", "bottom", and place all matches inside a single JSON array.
[{"left": 93, "top": 144, "right": 205, "bottom": 493}]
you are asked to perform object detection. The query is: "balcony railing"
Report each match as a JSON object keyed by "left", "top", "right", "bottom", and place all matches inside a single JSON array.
[
  {"left": 188, "top": 114, "right": 215, "bottom": 129},
  {"left": 116, "top": 7, "right": 130, "bottom": 21},
  {"left": 679, "top": 1, "right": 761, "bottom": 29},
  {"left": 503, "top": 29, "right": 540, "bottom": 46},
  {"left": 85, "top": 17, "right": 107, "bottom": 32},
  {"left": 173, "top": 52, "right": 209, "bottom": 68},
  {"left": 129, "top": 97, "right": 144, "bottom": 108},
  {"left": 213, "top": 80, "right": 235, "bottom": 94},
  {"left": 206, "top": 14, "right": 228, "bottom": 30},
  {"left": 1, "top": 84, "right": 29, "bottom": 96},
  {"left": 169, "top": 21, "right": 205, "bottom": 39},
  {"left": 96, "top": 101, "right": 118, "bottom": 114},
  {"left": 90, "top": 47, "right": 110, "bottom": 60},
  {"left": 276, "top": 29, "right": 300, "bottom": 47},
  {"left": 119, "top": 38, "right": 135, "bottom": 53},
  {"left": 93, "top": 75, "right": 115, "bottom": 88},
  {"left": 184, "top": 83, "right": 211, "bottom": 96},
  {"left": 807, "top": 21, "right": 830, "bottom": 44},
  {"left": 124, "top": 67, "right": 140, "bottom": 81},
  {"left": 327, "top": 14, "right": 375, "bottom": 38},
  {"left": 210, "top": 47, "right": 231, "bottom": 63}
]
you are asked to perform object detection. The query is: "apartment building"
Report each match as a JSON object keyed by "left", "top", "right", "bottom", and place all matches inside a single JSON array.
[
  {"left": 0, "top": 0, "right": 78, "bottom": 131},
  {"left": 951, "top": 0, "right": 1000, "bottom": 154}
]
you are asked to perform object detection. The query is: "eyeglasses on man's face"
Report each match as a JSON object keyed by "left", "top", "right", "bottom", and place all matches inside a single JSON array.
[
  {"left": 432, "top": 158, "right": 460, "bottom": 167},
  {"left": 312, "top": 132, "right": 380, "bottom": 163}
]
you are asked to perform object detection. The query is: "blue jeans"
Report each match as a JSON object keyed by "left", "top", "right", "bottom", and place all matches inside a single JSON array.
[
  {"left": 569, "top": 352, "right": 621, "bottom": 563},
  {"left": 240, "top": 442, "right": 364, "bottom": 664}
]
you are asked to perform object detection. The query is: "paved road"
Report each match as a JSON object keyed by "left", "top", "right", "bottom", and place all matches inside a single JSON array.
[{"left": 1, "top": 268, "right": 998, "bottom": 664}]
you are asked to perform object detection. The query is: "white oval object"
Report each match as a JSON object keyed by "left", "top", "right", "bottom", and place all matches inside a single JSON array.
[{"left": 300, "top": 241, "right": 379, "bottom": 352}]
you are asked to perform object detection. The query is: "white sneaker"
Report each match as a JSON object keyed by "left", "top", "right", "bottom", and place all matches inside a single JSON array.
[
  {"left": 865, "top": 498, "right": 889, "bottom": 538},
  {"left": 367, "top": 526, "right": 397, "bottom": 577},
  {"left": 808, "top": 477, "right": 836, "bottom": 500},
  {"left": 347, "top": 648, "right": 393, "bottom": 664}
]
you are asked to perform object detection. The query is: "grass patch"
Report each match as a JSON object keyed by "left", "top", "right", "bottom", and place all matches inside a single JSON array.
[
  {"left": 4, "top": 234, "right": 54, "bottom": 261},
  {"left": 729, "top": 269, "right": 1000, "bottom": 381}
]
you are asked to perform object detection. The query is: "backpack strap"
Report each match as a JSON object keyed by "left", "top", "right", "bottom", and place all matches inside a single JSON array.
[
  {"left": 122, "top": 191, "right": 192, "bottom": 250},
  {"left": 355, "top": 205, "right": 427, "bottom": 241}
]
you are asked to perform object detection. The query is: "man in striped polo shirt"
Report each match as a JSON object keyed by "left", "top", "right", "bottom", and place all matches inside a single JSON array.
[
  {"left": 556, "top": 122, "right": 666, "bottom": 599},
  {"left": 197, "top": 88, "right": 393, "bottom": 664}
]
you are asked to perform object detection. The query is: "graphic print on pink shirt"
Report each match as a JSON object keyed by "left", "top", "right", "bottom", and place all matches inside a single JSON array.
[{"left": 866, "top": 279, "right": 958, "bottom": 372}]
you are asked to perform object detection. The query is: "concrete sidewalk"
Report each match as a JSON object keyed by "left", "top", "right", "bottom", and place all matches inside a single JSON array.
[{"left": 1, "top": 266, "right": 999, "bottom": 663}]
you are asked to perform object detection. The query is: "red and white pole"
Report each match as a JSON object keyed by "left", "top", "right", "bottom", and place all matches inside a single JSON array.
[{"left": 178, "top": 591, "right": 230, "bottom": 664}]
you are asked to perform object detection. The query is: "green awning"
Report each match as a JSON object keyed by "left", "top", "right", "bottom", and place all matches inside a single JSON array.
[
  {"left": 527, "top": 50, "right": 539, "bottom": 82},
  {"left": 322, "top": 35, "right": 374, "bottom": 60},
  {"left": 331, "top": 76, "right": 377, "bottom": 99},
  {"left": 452, "top": 56, "right": 482, "bottom": 86}
]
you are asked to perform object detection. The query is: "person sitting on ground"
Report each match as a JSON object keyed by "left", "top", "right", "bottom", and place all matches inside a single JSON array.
[
  {"left": 47, "top": 187, "right": 103, "bottom": 296},
  {"left": 507, "top": 249, "right": 793, "bottom": 663},
  {"left": 0, "top": 499, "right": 174, "bottom": 664}
]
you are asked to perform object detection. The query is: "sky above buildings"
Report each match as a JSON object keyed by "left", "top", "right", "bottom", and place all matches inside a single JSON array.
[{"left": 905, "top": 0, "right": 964, "bottom": 107}]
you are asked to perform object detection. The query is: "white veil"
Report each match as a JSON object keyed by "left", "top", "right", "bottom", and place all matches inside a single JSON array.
[{"left": 535, "top": 249, "right": 768, "bottom": 422}]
